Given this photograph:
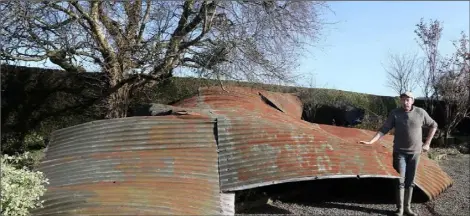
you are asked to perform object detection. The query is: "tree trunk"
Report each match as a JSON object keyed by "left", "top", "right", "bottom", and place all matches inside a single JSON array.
[
  {"left": 444, "top": 128, "right": 453, "bottom": 146},
  {"left": 443, "top": 111, "right": 454, "bottom": 146},
  {"left": 105, "top": 83, "right": 131, "bottom": 119}
]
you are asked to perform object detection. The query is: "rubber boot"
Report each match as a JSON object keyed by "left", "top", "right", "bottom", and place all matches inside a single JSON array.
[
  {"left": 394, "top": 188, "right": 404, "bottom": 216},
  {"left": 404, "top": 187, "right": 417, "bottom": 216}
]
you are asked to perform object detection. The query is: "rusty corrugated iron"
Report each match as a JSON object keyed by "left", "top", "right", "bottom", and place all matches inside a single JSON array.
[
  {"left": 215, "top": 110, "right": 401, "bottom": 191},
  {"left": 32, "top": 115, "right": 221, "bottom": 216},
  {"left": 258, "top": 90, "right": 303, "bottom": 119},
  {"left": 34, "top": 84, "right": 453, "bottom": 215},
  {"left": 175, "top": 86, "right": 453, "bottom": 200}
]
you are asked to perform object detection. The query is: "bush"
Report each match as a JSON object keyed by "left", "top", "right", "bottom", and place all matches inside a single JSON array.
[
  {"left": 298, "top": 87, "right": 399, "bottom": 131},
  {"left": 2, "top": 69, "right": 401, "bottom": 152},
  {"left": 1, "top": 152, "right": 49, "bottom": 216},
  {"left": 1, "top": 132, "right": 46, "bottom": 156}
]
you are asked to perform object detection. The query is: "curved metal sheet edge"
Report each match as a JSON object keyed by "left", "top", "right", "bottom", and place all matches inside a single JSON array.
[
  {"left": 32, "top": 116, "right": 221, "bottom": 216},
  {"left": 176, "top": 86, "right": 454, "bottom": 201}
]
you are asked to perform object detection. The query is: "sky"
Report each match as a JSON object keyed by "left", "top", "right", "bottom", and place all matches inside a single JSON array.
[
  {"left": 295, "top": 1, "right": 470, "bottom": 97},
  {"left": 5, "top": 1, "right": 469, "bottom": 98}
]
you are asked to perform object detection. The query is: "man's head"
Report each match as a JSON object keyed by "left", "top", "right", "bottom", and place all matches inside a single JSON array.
[{"left": 399, "top": 92, "right": 414, "bottom": 111}]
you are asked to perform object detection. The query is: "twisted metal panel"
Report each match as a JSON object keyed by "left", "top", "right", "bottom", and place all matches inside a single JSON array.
[
  {"left": 32, "top": 115, "right": 221, "bottom": 216},
  {"left": 177, "top": 86, "right": 453, "bottom": 200}
]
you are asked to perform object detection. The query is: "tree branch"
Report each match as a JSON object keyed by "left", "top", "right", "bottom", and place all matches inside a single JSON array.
[
  {"left": 44, "top": 2, "right": 92, "bottom": 35},
  {"left": 97, "top": 2, "right": 124, "bottom": 40},
  {"left": 72, "top": 1, "right": 117, "bottom": 72},
  {"left": 47, "top": 50, "right": 86, "bottom": 73},
  {"left": 151, "top": 0, "right": 195, "bottom": 75},
  {"left": 124, "top": 0, "right": 142, "bottom": 41},
  {"left": 137, "top": 0, "right": 151, "bottom": 43},
  {"left": 179, "top": 1, "right": 217, "bottom": 50},
  {"left": 0, "top": 52, "right": 48, "bottom": 61}
]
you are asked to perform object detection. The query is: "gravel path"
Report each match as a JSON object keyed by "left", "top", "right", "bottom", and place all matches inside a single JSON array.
[{"left": 237, "top": 153, "right": 469, "bottom": 216}]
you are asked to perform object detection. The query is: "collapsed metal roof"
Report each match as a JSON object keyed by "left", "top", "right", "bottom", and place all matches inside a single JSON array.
[
  {"left": 32, "top": 115, "right": 221, "bottom": 215},
  {"left": 34, "top": 85, "right": 453, "bottom": 215},
  {"left": 174, "top": 86, "right": 453, "bottom": 200}
]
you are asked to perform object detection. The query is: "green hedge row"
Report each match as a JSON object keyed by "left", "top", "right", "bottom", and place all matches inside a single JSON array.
[{"left": 1, "top": 65, "right": 399, "bottom": 153}]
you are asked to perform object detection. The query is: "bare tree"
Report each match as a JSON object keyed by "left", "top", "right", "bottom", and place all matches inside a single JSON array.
[
  {"left": 414, "top": 18, "right": 444, "bottom": 113},
  {"left": 0, "top": 0, "right": 328, "bottom": 118},
  {"left": 435, "top": 31, "right": 470, "bottom": 138},
  {"left": 417, "top": 55, "right": 432, "bottom": 100},
  {"left": 383, "top": 52, "right": 419, "bottom": 95}
]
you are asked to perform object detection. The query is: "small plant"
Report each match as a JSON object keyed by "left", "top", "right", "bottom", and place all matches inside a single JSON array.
[
  {"left": 426, "top": 150, "right": 441, "bottom": 161},
  {"left": 23, "top": 132, "right": 45, "bottom": 149},
  {"left": 1, "top": 152, "right": 49, "bottom": 216}
]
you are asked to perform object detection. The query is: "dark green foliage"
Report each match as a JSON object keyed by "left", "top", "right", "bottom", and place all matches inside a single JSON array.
[
  {"left": 297, "top": 87, "right": 399, "bottom": 130},
  {"left": 1, "top": 64, "right": 104, "bottom": 154}
]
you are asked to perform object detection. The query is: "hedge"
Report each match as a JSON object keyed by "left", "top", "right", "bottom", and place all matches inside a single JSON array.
[{"left": 1, "top": 65, "right": 401, "bottom": 154}]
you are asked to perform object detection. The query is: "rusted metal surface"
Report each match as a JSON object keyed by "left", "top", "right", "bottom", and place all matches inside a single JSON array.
[
  {"left": 34, "top": 84, "right": 454, "bottom": 215},
  {"left": 215, "top": 110, "right": 400, "bottom": 191},
  {"left": 32, "top": 115, "right": 221, "bottom": 216},
  {"left": 258, "top": 90, "right": 303, "bottom": 119},
  {"left": 175, "top": 86, "right": 453, "bottom": 200}
]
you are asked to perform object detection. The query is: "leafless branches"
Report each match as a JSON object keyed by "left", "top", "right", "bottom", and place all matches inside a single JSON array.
[
  {"left": 408, "top": 18, "right": 469, "bottom": 138},
  {"left": 435, "top": 32, "right": 470, "bottom": 137},
  {"left": 384, "top": 52, "right": 420, "bottom": 95},
  {"left": 414, "top": 18, "right": 443, "bottom": 111},
  {"left": 0, "top": 0, "right": 329, "bottom": 118}
]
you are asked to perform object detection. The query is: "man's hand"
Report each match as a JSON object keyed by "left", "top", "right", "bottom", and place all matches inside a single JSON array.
[
  {"left": 423, "top": 126, "right": 437, "bottom": 153},
  {"left": 422, "top": 143, "right": 430, "bottom": 152},
  {"left": 359, "top": 132, "right": 384, "bottom": 145}
]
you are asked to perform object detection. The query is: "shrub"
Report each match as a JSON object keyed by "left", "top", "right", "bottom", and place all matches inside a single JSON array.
[
  {"left": 1, "top": 132, "right": 46, "bottom": 155},
  {"left": 1, "top": 152, "right": 49, "bottom": 216}
]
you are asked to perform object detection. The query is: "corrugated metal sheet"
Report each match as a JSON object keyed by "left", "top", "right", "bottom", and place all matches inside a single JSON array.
[
  {"left": 175, "top": 86, "right": 453, "bottom": 201},
  {"left": 258, "top": 90, "right": 303, "bottom": 119},
  {"left": 32, "top": 115, "right": 221, "bottom": 216},
  {"left": 215, "top": 110, "right": 400, "bottom": 191},
  {"left": 33, "top": 84, "right": 454, "bottom": 214}
]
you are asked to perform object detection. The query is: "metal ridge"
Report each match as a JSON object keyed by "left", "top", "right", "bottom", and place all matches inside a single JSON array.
[
  {"left": 32, "top": 115, "right": 221, "bottom": 216},
  {"left": 176, "top": 86, "right": 454, "bottom": 201}
]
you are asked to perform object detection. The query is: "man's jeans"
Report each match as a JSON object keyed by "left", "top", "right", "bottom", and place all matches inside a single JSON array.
[{"left": 392, "top": 151, "right": 420, "bottom": 189}]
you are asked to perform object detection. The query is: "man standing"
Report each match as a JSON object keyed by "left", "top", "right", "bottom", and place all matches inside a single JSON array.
[{"left": 359, "top": 92, "right": 438, "bottom": 216}]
